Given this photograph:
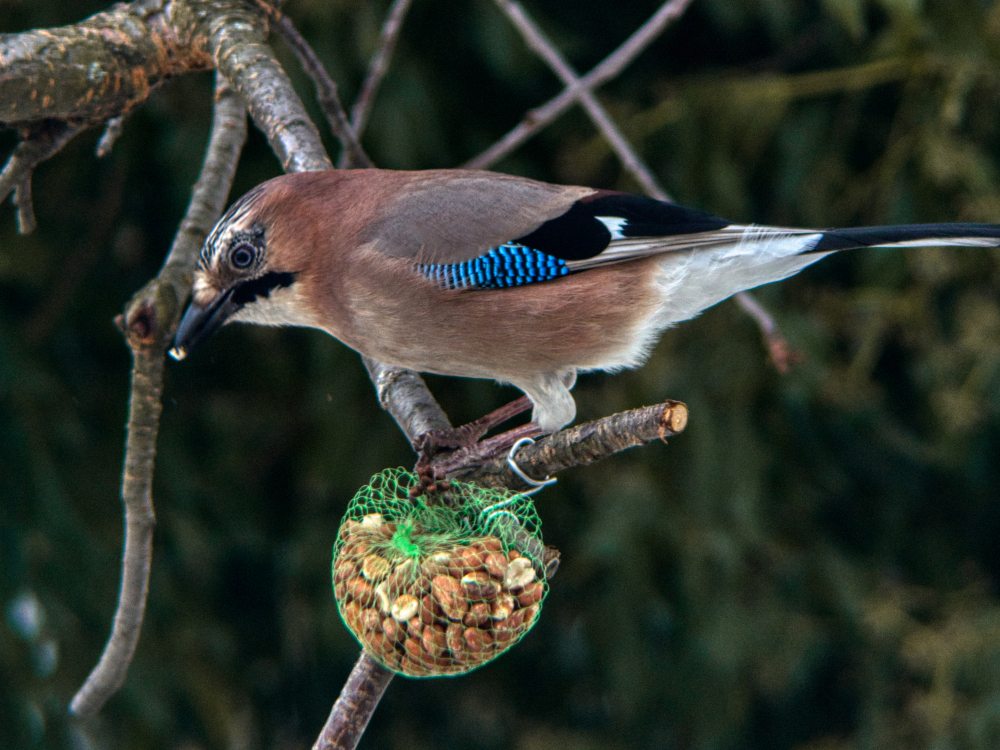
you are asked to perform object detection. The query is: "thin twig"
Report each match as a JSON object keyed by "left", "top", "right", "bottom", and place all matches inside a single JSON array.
[
  {"left": 349, "top": 0, "right": 414, "bottom": 139},
  {"left": 96, "top": 115, "right": 127, "bottom": 158},
  {"left": 13, "top": 175, "right": 36, "bottom": 234},
  {"left": 466, "top": 0, "right": 695, "bottom": 170},
  {"left": 312, "top": 653, "right": 395, "bottom": 750},
  {"left": 0, "top": 121, "right": 85, "bottom": 224},
  {"left": 264, "top": 8, "right": 373, "bottom": 169},
  {"left": 732, "top": 291, "right": 801, "bottom": 373},
  {"left": 70, "top": 74, "right": 248, "bottom": 718},
  {"left": 24, "top": 166, "right": 126, "bottom": 344},
  {"left": 493, "top": 0, "right": 669, "bottom": 199}
]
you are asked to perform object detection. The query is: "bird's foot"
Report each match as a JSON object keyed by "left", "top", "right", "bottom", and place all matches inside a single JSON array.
[
  {"left": 411, "top": 396, "right": 540, "bottom": 495},
  {"left": 415, "top": 396, "right": 533, "bottom": 455}
]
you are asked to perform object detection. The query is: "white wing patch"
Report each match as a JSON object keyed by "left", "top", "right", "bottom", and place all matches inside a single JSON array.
[{"left": 595, "top": 216, "right": 628, "bottom": 240}]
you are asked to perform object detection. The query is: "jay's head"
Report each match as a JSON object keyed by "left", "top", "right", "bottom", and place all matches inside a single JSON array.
[{"left": 169, "top": 178, "right": 320, "bottom": 360}]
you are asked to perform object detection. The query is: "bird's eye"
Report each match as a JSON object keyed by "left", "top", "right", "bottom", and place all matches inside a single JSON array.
[{"left": 230, "top": 243, "right": 256, "bottom": 269}]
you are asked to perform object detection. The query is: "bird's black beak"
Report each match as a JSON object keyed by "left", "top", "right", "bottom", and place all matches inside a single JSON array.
[{"left": 168, "top": 288, "right": 240, "bottom": 361}]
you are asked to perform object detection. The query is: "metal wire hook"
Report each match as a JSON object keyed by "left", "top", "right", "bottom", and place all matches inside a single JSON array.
[{"left": 506, "top": 437, "right": 557, "bottom": 495}]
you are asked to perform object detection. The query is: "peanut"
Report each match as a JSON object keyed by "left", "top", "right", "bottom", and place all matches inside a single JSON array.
[{"left": 432, "top": 575, "right": 468, "bottom": 620}]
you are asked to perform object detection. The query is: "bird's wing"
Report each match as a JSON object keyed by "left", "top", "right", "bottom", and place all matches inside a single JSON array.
[
  {"left": 364, "top": 173, "right": 745, "bottom": 288},
  {"left": 362, "top": 170, "right": 596, "bottom": 265},
  {"left": 365, "top": 171, "right": 1000, "bottom": 291}
]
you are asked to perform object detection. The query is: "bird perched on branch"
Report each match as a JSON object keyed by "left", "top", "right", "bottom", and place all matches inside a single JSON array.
[{"left": 170, "top": 169, "right": 1000, "bottom": 443}]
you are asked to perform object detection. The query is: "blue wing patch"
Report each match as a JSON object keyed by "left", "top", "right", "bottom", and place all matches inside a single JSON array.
[{"left": 419, "top": 243, "right": 569, "bottom": 290}]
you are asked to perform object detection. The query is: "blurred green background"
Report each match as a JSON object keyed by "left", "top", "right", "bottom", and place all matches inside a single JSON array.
[{"left": 3, "top": 0, "right": 1000, "bottom": 748}]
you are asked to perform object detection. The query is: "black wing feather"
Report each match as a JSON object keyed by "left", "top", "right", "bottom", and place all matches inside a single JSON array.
[
  {"left": 812, "top": 223, "right": 1000, "bottom": 252},
  {"left": 514, "top": 194, "right": 729, "bottom": 261}
]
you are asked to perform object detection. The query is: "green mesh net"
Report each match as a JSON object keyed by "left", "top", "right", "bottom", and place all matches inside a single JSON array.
[{"left": 332, "top": 468, "right": 548, "bottom": 678}]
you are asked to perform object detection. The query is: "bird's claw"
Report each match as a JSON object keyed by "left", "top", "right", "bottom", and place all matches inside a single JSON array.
[{"left": 411, "top": 402, "right": 543, "bottom": 497}]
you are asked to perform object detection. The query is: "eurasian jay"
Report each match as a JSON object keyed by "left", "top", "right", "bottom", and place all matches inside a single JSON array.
[{"left": 170, "top": 169, "right": 1000, "bottom": 436}]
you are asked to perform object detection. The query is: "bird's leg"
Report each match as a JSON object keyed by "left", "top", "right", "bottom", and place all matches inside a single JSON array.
[
  {"left": 464, "top": 422, "right": 543, "bottom": 462},
  {"left": 414, "top": 395, "right": 533, "bottom": 456},
  {"left": 423, "top": 421, "right": 546, "bottom": 483},
  {"left": 412, "top": 396, "right": 537, "bottom": 493}
]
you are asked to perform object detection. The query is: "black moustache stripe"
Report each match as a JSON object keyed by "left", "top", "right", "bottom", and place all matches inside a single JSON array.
[{"left": 231, "top": 271, "right": 296, "bottom": 306}]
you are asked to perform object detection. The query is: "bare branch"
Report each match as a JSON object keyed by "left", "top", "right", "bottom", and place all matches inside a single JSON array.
[
  {"left": 70, "top": 74, "right": 248, "bottom": 718},
  {"left": 349, "top": 0, "right": 414, "bottom": 139},
  {"left": 312, "top": 653, "right": 395, "bottom": 750},
  {"left": 23, "top": 167, "right": 125, "bottom": 344},
  {"left": 96, "top": 115, "right": 126, "bottom": 158},
  {"left": 484, "top": 1, "right": 791, "bottom": 371},
  {"left": 0, "top": 121, "right": 85, "bottom": 219},
  {"left": 363, "top": 357, "right": 452, "bottom": 444},
  {"left": 732, "top": 291, "right": 801, "bottom": 374},
  {"left": 0, "top": 3, "right": 211, "bottom": 128},
  {"left": 13, "top": 175, "right": 36, "bottom": 234},
  {"left": 208, "top": 5, "right": 331, "bottom": 173},
  {"left": 493, "top": 0, "right": 669, "bottom": 198},
  {"left": 465, "top": 0, "right": 695, "bottom": 170},
  {"left": 448, "top": 400, "right": 689, "bottom": 490},
  {"left": 263, "top": 8, "right": 373, "bottom": 168},
  {"left": 210, "top": 13, "right": 458, "bottom": 743}
]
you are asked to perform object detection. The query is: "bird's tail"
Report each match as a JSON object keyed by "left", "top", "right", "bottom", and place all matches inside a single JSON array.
[
  {"left": 809, "top": 223, "right": 1000, "bottom": 253},
  {"left": 640, "top": 221, "right": 1000, "bottom": 330}
]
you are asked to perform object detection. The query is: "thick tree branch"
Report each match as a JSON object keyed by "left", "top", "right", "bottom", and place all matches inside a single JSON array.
[
  {"left": 312, "top": 653, "right": 395, "bottom": 750},
  {"left": 70, "top": 73, "right": 247, "bottom": 718},
  {"left": 207, "top": 11, "right": 448, "bottom": 746},
  {"left": 449, "top": 400, "right": 689, "bottom": 490},
  {"left": 203, "top": 2, "right": 330, "bottom": 173},
  {"left": 363, "top": 357, "right": 452, "bottom": 444},
  {"left": 266, "top": 10, "right": 373, "bottom": 169},
  {"left": 0, "top": 1, "right": 212, "bottom": 128}
]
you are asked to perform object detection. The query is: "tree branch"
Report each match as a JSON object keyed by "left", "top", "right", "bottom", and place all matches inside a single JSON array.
[
  {"left": 483, "top": 1, "right": 795, "bottom": 371},
  {"left": 465, "top": 0, "right": 694, "bottom": 170},
  {"left": 207, "top": 10, "right": 453, "bottom": 745},
  {"left": 348, "top": 0, "right": 414, "bottom": 140},
  {"left": 363, "top": 357, "right": 452, "bottom": 443},
  {"left": 205, "top": 2, "right": 331, "bottom": 173},
  {"left": 95, "top": 115, "right": 127, "bottom": 158},
  {"left": 0, "top": 2, "right": 212, "bottom": 129},
  {"left": 265, "top": 9, "right": 373, "bottom": 169},
  {"left": 492, "top": 0, "right": 670, "bottom": 199},
  {"left": 732, "top": 291, "right": 801, "bottom": 373},
  {"left": 449, "top": 400, "right": 689, "bottom": 490},
  {"left": 0, "top": 120, "right": 86, "bottom": 231},
  {"left": 312, "top": 653, "right": 395, "bottom": 750},
  {"left": 70, "top": 72, "right": 247, "bottom": 718}
]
